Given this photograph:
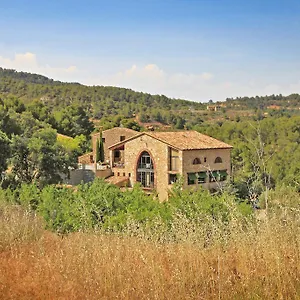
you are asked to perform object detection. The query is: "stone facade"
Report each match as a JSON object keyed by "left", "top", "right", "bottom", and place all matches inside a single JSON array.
[
  {"left": 108, "top": 131, "right": 232, "bottom": 201},
  {"left": 79, "top": 128, "right": 232, "bottom": 201},
  {"left": 118, "top": 134, "right": 171, "bottom": 200},
  {"left": 181, "top": 148, "right": 231, "bottom": 191},
  {"left": 91, "top": 127, "right": 138, "bottom": 163}
]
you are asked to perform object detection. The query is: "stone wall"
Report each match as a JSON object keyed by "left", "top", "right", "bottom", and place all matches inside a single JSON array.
[
  {"left": 78, "top": 152, "right": 93, "bottom": 164},
  {"left": 63, "top": 169, "right": 95, "bottom": 185},
  {"left": 111, "top": 134, "right": 231, "bottom": 200},
  {"left": 95, "top": 168, "right": 113, "bottom": 179},
  {"left": 122, "top": 134, "right": 170, "bottom": 201},
  {"left": 182, "top": 148, "right": 231, "bottom": 190},
  {"left": 92, "top": 128, "right": 137, "bottom": 163}
]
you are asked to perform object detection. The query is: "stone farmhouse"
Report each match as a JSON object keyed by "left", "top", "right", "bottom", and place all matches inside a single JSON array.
[{"left": 78, "top": 127, "right": 232, "bottom": 200}]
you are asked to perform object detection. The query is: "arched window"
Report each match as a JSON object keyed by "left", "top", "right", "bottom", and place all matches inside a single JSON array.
[
  {"left": 215, "top": 157, "right": 222, "bottom": 163},
  {"left": 137, "top": 151, "right": 154, "bottom": 188},
  {"left": 193, "top": 157, "right": 201, "bottom": 165}
]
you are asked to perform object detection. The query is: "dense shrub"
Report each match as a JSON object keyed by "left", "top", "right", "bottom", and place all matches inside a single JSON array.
[{"left": 0, "top": 179, "right": 253, "bottom": 237}]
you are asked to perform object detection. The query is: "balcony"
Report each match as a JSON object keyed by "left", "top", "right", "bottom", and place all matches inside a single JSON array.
[
  {"left": 113, "top": 162, "right": 125, "bottom": 168},
  {"left": 78, "top": 163, "right": 111, "bottom": 171}
]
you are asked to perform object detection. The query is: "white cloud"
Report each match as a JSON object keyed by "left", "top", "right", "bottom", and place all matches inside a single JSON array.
[
  {"left": 87, "top": 64, "right": 215, "bottom": 101},
  {"left": 89, "top": 63, "right": 300, "bottom": 101},
  {"left": 0, "top": 52, "right": 78, "bottom": 80},
  {"left": 201, "top": 72, "right": 214, "bottom": 80}
]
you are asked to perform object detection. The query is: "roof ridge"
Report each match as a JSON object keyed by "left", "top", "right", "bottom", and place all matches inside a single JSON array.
[
  {"left": 109, "top": 129, "right": 232, "bottom": 150},
  {"left": 91, "top": 127, "right": 138, "bottom": 136}
]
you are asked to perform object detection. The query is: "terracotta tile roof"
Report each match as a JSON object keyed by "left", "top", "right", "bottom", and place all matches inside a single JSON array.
[
  {"left": 91, "top": 127, "right": 138, "bottom": 136},
  {"left": 148, "top": 131, "right": 232, "bottom": 150},
  {"left": 109, "top": 130, "right": 232, "bottom": 150}
]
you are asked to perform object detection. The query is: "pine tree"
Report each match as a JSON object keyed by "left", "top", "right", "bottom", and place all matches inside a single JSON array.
[
  {"left": 96, "top": 138, "right": 100, "bottom": 163},
  {"left": 99, "top": 131, "right": 105, "bottom": 163}
]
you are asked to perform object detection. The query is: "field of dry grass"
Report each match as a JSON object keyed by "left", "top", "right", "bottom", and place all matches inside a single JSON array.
[{"left": 1, "top": 200, "right": 300, "bottom": 300}]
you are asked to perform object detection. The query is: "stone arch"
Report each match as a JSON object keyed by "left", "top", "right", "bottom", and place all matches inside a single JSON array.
[{"left": 136, "top": 150, "right": 155, "bottom": 188}]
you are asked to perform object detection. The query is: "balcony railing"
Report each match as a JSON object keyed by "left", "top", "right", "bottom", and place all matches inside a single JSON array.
[
  {"left": 78, "top": 164, "right": 111, "bottom": 171},
  {"left": 113, "top": 162, "right": 125, "bottom": 168}
]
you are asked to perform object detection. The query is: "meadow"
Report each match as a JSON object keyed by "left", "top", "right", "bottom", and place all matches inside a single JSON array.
[{"left": 1, "top": 185, "right": 300, "bottom": 299}]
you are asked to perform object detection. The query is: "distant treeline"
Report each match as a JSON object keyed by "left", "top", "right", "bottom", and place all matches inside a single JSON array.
[
  {"left": 0, "top": 68, "right": 205, "bottom": 120},
  {"left": 225, "top": 93, "right": 300, "bottom": 109}
]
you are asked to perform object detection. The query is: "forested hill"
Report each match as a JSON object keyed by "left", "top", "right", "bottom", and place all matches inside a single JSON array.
[
  {"left": 0, "top": 68, "right": 205, "bottom": 119},
  {"left": 0, "top": 67, "right": 67, "bottom": 85},
  {"left": 225, "top": 93, "right": 300, "bottom": 109}
]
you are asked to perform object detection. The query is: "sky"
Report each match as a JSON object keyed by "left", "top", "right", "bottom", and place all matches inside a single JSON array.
[{"left": 1, "top": 0, "right": 300, "bottom": 102}]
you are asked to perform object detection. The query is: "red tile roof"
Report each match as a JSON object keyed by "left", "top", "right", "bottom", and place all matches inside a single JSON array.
[
  {"left": 148, "top": 131, "right": 232, "bottom": 150},
  {"left": 109, "top": 130, "right": 232, "bottom": 150},
  {"left": 91, "top": 127, "right": 138, "bottom": 136}
]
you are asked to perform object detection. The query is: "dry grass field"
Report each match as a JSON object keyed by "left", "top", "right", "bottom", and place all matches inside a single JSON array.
[{"left": 1, "top": 201, "right": 300, "bottom": 300}]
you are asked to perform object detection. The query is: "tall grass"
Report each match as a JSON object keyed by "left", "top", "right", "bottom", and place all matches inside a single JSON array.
[{"left": 1, "top": 194, "right": 300, "bottom": 299}]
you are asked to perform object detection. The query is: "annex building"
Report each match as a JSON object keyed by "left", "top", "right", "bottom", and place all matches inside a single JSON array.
[{"left": 78, "top": 127, "right": 233, "bottom": 200}]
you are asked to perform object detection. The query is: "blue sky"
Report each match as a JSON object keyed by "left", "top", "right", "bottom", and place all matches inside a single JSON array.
[{"left": 1, "top": 0, "right": 300, "bottom": 101}]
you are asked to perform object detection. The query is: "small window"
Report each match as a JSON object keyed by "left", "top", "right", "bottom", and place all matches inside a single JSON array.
[
  {"left": 169, "top": 174, "right": 178, "bottom": 184},
  {"left": 196, "top": 172, "right": 207, "bottom": 184},
  {"left": 209, "top": 170, "right": 227, "bottom": 182},
  {"left": 123, "top": 172, "right": 126, "bottom": 177},
  {"left": 102, "top": 138, "right": 105, "bottom": 143},
  {"left": 219, "top": 170, "right": 228, "bottom": 181},
  {"left": 204, "top": 157, "right": 207, "bottom": 163},
  {"left": 198, "top": 177, "right": 205, "bottom": 184},
  {"left": 117, "top": 172, "right": 120, "bottom": 176},
  {"left": 188, "top": 173, "right": 196, "bottom": 185},
  {"left": 114, "top": 150, "right": 120, "bottom": 158},
  {"left": 215, "top": 157, "right": 222, "bottom": 163},
  {"left": 128, "top": 173, "right": 131, "bottom": 177},
  {"left": 120, "top": 136, "right": 125, "bottom": 141},
  {"left": 209, "top": 172, "right": 217, "bottom": 182},
  {"left": 192, "top": 158, "right": 201, "bottom": 165}
]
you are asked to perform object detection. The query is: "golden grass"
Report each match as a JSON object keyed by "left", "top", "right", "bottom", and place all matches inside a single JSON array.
[{"left": 1, "top": 203, "right": 300, "bottom": 299}]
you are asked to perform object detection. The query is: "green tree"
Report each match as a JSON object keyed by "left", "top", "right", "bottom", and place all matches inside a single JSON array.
[
  {"left": 96, "top": 138, "right": 100, "bottom": 163},
  {"left": 99, "top": 131, "right": 104, "bottom": 163},
  {"left": 175, "top": 116, "right": 185, "bottom": 129},
  {"left": 11, "top": 128, "right": 75, "bottom": 186},
  {"left": 0, "top": 130, "right": 10, "bottom": 175},
  {"left": 54, "top": 105, "right": 94, "bottom": 137},
  {"left": 121, "top": 119, "right": 141, "bottom": 131}
]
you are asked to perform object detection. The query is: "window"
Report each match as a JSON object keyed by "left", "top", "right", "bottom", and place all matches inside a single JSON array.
[
  {"left": 219, "top": 170, "right": 227, "bottom": 181},
  {"left": 209, "top": 170, "right": 227, "bottom": 182},
  {"left": 209, "top": 171, "right": 218, "bottom": 182},
  {"left": 120, "top": 136, "right": 125, "bottom": 141},
  {"left": 169, "top": 174, "right": 178, "bottom": 184},
  {"left": 196, "top": 172, "right": 207, "bottom": 183},
  {"left": 169, "top": 148, "right": 179, "bottom": 171},
  {"left": 123, "top": 172, "right": 126, "bottom": 177},
  {"left": 204, "top": 157, "right": 207, "bottom": 163},
  {"left": 137, "top": 151, "right": 154, "bottom": 188},
  {"left": 117, "top": 172, "right": 120, "bottom": 176},
  {"left": 128, "top": 173, "right": 131, "bottom": 177},
  {"left": 193, "top": 158, "right": 201, "bottom": 165},
  {"left": 114, "top": 150, "right": 120, "bottom": 158},
  {"left": 102, "top": 138, "right": 105, "bottom": 143},
  {"left": 215, "top": 157, "right": 222, "bottom": 163},
  {"left": 188, "top": 173, "right": 196, "bottom": 185},
  {"left": 138, "top": 151, "right": 153, "bottom": 170}
]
